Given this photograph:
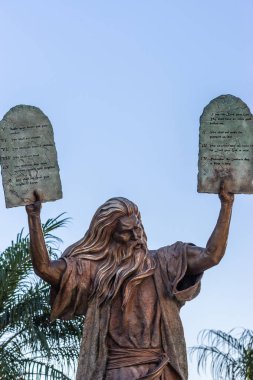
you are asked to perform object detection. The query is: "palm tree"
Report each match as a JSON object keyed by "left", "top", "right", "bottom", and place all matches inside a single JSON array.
[
  {"left": 190, "top": 328, "right": 253, "bottom": 380},
  {"left": 0, "top": 215, "right": 83, "bottom": 380}
]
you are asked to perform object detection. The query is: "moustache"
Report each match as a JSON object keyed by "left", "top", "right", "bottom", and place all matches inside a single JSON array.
[
  {"left": 119, "top": 240, "right": 146, "bottom": 261},
  {"left": 127, "top": 239, "right": 145, "bottom": 249}
]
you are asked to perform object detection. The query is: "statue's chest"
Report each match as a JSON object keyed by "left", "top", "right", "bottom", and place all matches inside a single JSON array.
[{"left": 108, "top": 276, "right": 162, "bottom": 348}]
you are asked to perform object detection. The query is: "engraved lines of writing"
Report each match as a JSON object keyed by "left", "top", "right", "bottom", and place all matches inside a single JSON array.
[
  {"left": 208, "top": 131, "right": 242, "bottom": 139},
  {"left": 9, "top": 143, "right": 54, "bottom": 151},
  {"left": 10, "top": 124, "right": 49, "bottom": 133},
  {"left": 201, "top": 144, "right": 252, "bottom": 161},
  {"left": 11, "top": 136, "right": 41, "bottom": 150},
  {"left": 201, "top": 143, "right": 252, "bottom": 172},
  {"left": 0, "top": 123, "right": 55, "bottom": 187},
  {"left": 13, "top": 160, "right": 56, "bottom": 187},
  {"left": 0, "top": 146, "right": 54, "bottom": 172},
  {"left": 201, "top": 153, "right": 231, "bottom": 176},
  {"left": 200, "top": 126, "right": 252, "bottom": 176},
  {"left": 0, "top": 143, "right": 54, "bottom": 161},
  {"left": 203, "top": 112, "right": 252, "bottom": 125}
]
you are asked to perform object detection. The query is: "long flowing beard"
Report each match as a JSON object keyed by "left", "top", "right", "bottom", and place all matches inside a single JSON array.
[{"left": 90, "top": 240, "right": 156, "bottom": 307}]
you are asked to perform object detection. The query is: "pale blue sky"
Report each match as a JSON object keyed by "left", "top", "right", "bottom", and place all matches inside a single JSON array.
[{"left": 1, "top": 1, "right": 253, "bottom": 379}]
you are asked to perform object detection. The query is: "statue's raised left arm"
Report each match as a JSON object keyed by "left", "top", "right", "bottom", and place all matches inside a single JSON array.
[{"left": 186, "top": 183, "right": 234, "bottom": 275}]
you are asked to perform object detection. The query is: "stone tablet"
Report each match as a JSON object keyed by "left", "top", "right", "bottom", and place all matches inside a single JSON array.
[
  {"left": 198, "top": 95, "right": 253, "bottom": 193},
  {"left": 0, "top": 105, "right": 62, "bottom": 207}
]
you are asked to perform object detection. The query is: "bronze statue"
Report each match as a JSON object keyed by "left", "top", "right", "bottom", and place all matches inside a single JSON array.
[{"left": 26, "top": 184, "right": 234, "bottom": 380}]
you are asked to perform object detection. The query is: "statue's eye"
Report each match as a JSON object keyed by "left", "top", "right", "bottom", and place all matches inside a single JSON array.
[
  {"left": 120, "top": 230, "right": 130, "bottom": 235},
  {"left": 119, "top": 230, "right": 132, "bottom": 238}
]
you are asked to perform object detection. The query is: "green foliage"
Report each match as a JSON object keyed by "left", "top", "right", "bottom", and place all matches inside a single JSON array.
[
  {"left": 190, "top": 328, "right": 253, "bottom": 380},
  {"left": 0, "top": 214, "right": 83, "bottom": 379}
]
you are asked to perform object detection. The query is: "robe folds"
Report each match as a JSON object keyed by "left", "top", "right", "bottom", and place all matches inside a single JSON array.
[{"left": 50, "top": 242, "right": 202, "bottom": 380}]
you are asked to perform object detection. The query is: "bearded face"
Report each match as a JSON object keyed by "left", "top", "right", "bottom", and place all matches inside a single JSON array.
[
  {"left": 112, "top": 214, "right": 144, "bottom": 249},
  {"left": 90, "top": 214, "right": 155, "bottom": 307},
  {"left": 62, "top": 197, "right": 156, "bottom": 307}
]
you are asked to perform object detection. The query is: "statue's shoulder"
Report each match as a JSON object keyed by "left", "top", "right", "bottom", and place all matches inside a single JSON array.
[
  {"left": 150, "top": 241, "right": 185, "bottom": 256},
  {"left": 149, "top": 242, "right": 188, "bottom": 284},
  {"left": 149, "top": 242, "right": 187, "bottom": 267}
]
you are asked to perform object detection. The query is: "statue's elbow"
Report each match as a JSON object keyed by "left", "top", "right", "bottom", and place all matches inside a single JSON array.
[
  {"left": 206, "top": 247, "right": 224, "bottom": 267},
  {"left": 33, "top": 264, "right": 50, "bottom": 280},
  {"left": 210, "top": 255, "right": 221, "bottom": 267}
]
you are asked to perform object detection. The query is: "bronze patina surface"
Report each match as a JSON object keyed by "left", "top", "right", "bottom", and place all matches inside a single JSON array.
[{"left": 26, "top": 185, "right": 233, "bottom": 380}]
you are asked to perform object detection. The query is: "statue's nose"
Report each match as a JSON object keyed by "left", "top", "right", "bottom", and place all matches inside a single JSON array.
[{"left": 132, "top": 229, "right": 141, "bottom": 240}]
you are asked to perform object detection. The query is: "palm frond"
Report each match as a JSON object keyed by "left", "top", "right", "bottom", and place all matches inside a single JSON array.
[
  {"left": 1, "top": 280, "right": 82, "bottom": 358},
  {"left": 190, "top": 328, "right": 253, "bottom": 380},
  {"left": 0, "top": 230, "right": 30, "bottom": 309},
  {"left": 42, "top": 213, "right": 70, "bottom": 247},
  {"left": 22, "top": 359, "right": 72, "bottom": 380},
  {"left": 0, "top": 214, "right": 80, "bottom": 379},
  {"left": 0, "top": 214, "right": 70, "bottom": 308}
]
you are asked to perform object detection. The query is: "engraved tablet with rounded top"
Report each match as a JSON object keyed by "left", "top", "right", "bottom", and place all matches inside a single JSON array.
[
  {"left": 0, "top": 105, "right": 62, "bottom": 208},
  {"left": 198, "top": 95, "right": 253, "bottom": 193}
]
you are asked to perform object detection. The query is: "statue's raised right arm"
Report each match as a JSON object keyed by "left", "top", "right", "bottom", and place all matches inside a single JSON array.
[
  {"left": 26, "top": 192, "right": 66, "bottom": 287},
  {"left": 186, "top": 182, "right": 234, "bottom": 275}
]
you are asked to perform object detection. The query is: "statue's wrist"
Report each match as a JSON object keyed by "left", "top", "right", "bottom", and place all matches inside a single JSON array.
[
  {"left": 221, "top": 199, "right": 234, "bottom": 207},
  {"left": 28, "top": 211, "right": 41, "bottom": 219}
]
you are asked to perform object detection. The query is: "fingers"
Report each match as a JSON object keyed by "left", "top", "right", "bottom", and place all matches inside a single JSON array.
[
  {"left": 34, "top": 190, "right": 43, "bottom": 202},
  {"left": 25, "top": 190, "right": 44, "bottom": 214},
  {"left": 218, "top": 180, "right": 234, "bottom": 203},
  {"left": 25, "top": 204, "right": 32, "bottom": 212},
  {"left": 220, "top": 180, "right": 225, "bottom": 192},
  {"left": 219, "top": 180, "right": 231, "bottom": 193},
  {"left": 25, "top": 203, "right": 40, "bottom": 215},
  {"left": 219, "top": 180, "right": 232, "bottom": 194}
]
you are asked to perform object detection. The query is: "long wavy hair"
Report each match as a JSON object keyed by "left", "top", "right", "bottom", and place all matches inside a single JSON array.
[{"left": 62, "top": 197, "right": 155, "bottom": 306}]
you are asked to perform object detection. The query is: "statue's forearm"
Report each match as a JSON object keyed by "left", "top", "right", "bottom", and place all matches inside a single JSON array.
[
  {"left": 187, "top": 197, "right": 234, "bottom": 275},
  {"left": 28, "top": 213, "right": 50, "bottom": 272},
  {"left": 28, "top": 213, "right": 65, "bottom": 286},
  {"left": 205, "top": 201, "right": 233, "bottom": 265}
]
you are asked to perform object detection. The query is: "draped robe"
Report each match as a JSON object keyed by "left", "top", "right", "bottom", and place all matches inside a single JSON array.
[{"left": 50, "top": 242, "right": 202, "bottom": 380}]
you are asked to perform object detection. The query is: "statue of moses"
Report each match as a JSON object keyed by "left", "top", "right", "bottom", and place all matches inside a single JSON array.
[{"left": 26, "top": 185, "right": 233, "bottom": 380}]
